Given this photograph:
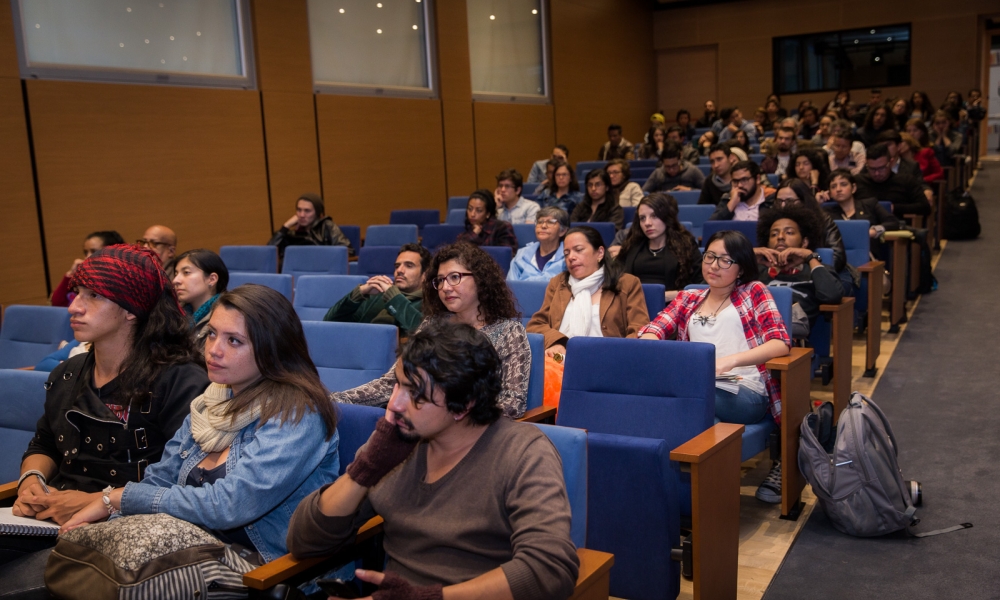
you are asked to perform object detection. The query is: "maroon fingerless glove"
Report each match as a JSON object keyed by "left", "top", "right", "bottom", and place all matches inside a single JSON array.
[
  {"left": 346, "top": 418, "right": 417, "bottom": 488},
  {"left": 371, "top": 571, "right": 443, "bottom": 600}
]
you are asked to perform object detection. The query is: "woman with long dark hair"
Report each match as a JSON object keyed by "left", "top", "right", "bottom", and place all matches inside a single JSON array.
[
  {"left": 172, "top": 249, "right": 230, "bottom": 348},
  {"left": 455, "top": 189, "right": 518, "bottom": 251},
  {"left": 910, "top": 91, "right": 933, "bottom": 123},
  {"left": 857, "top": 105, "right": 892, "bottom": 147},
  {"left": 62, "top": 284, "right": 340, "bottom": 566},
  {"left": 536, "top": 160, "right": 583, "bottom": 214},
  {"left": 571, "top": 168, "right": 625, "bottom": 230},
  {"left": 335, "top": 243, "right": 529, "bottom": 418},
  {"left": 617, "top": 193, "right": 702, "bottom": 301},
  {"left": 784, "top": 150, "right": 831, "bottom": 194},
  {"left": 527, "top": 226, "right": 649, "bottom": 359}
]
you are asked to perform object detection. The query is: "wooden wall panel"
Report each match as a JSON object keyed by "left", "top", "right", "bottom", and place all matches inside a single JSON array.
[
  {"left": 657, "top": 45, "right": 717, "bottom": 124},
  {"left": 441, "top": 99, "right": 478, "bottom": 197},
  {"left": 0, "top": 0, "right": 20, "bottom": 78},
  {"left": 315, "top": 95, "right": 446, "bottom": 227},
  {"left": 262, "top": 91, "right": 322, "bottom": 230},
  {"left": 251, "top": 0, "right": 313, "bottom": 94},
  {"left": 27, "top": 81, "right": 271, "bottom": 289},
  {"left": 0, "top": 77, "right": 47, "bottom": 305},
  {"left": 434, "top": 0, "right": 477, "bottom": 197},
  {"left": 551, "top": 0, "right": 656, "bottom": 162},
  {"left": 472, "top": 102, "right": 555, "bottom": 189}
]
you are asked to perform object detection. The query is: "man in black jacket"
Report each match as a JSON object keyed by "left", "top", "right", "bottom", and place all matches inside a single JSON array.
[{"left": 854, "top": 143, "right": 931, "bottom": 219}]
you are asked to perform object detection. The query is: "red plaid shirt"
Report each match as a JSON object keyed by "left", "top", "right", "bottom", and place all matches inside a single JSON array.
[{"left": 638, "top": 281, "right": 792, "bottom": 424}]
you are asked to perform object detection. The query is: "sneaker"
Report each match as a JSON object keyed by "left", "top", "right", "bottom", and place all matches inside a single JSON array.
[{"left": 756, "top": 460, "right": 782, "bottom": 503}]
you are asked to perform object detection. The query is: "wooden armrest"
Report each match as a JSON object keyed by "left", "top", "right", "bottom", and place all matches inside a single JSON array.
[
  {"left": 244, "top": 516, "right": 385, "bottom": 590},
  {"left": 16, "top": 366, "right": 35, "bottom": 371},
  {"left": 856, "top": 261, "right": 884, "bottom": 376},
  {"left": 516, "top": 406, "right": 557, "bottom": 423},
  {"left": 765, "top": 346, "right": 812, "bottom": 371},
  {"left": 571, "top": 548, "right": 615, "bottom": 600},
  {"left": 856, "top": 259, "right": 885, "bottom": 274},
  {"left": 0, "top": 481, "right": 18, "bottom": 501},
  {"left": 819, "top": 296, "right": 854, "bottom": 315},
  {"left": 819, "top": 298, "right": 854, "bottom": 416},
  {"left": 670, "top": 422, "right": 744, "bottom": 464},
  {"left": 902, "top": 214, "right": 924, "bottom": 229}
]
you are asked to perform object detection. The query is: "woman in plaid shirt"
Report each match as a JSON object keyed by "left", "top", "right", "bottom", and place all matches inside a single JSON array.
[{"left": 639, "top": 230, "right": 791, "bottom": 503}]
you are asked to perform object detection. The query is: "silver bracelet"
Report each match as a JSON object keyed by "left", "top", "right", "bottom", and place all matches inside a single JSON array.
[{"left": 17, "top": 470, "right": 47, "bottom": 489}]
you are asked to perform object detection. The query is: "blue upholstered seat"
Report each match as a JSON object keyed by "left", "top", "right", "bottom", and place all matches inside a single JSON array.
[
  {"left": 671, "top": 190, "right": 701, "bottom": 205},
  {"left": 333, "top": 403, "right": 384, "bottom": 476},
  {"left": 482, "top": 246, "right": 513, "bottom": 276},
  {"left": 293, "top": 275, "right": 369, "bottom": 321},
  {"left": 302, "top": 321, "right": 397, "bottom": 392},
  {"left": 281, "top": 246, "right": 349, "bottom": 283},
  {"left": 641, "top": 283, "right": 666, "bottom": 320},
  {"left": 446, "top": 209, "right": 466, "bottom": 226},
  {"left": 228, "top": 273, "right": 293, "bottom": 301},
  {"left": 447, "top": 196, "right": 469, "bottom": 211},
  {"left": 0, "top": 306, "right": 74, "bottom": 369},
  {"left": 570, "top": 222, "right": 615, "bottom": 248},
  {"left": 390, "top": 210, "right": 441, "bottom": 234},
  {"left": 340, "top": 225, "right": 361, "bottom": 255},
  {"left": 525, "top": 332, "right": 545, "bottom": 411},
  {"left": 507, "top": 280, "right": 549, "bottom": 326},
  {"left": 365, "top": 225, "right": 418, "bottom": 247},
  {"left": 701, "top": 220, "right": 758, "bottom": 246},
  {"left": 220, "top": 245, "right": 278, "bottom": 274},
  {"left": 0, "top": 369, "right": 49, "bottom": 482},
  {"left": 532, "top": 423, "right": 587, "bottom": 549},
  {"left": 421, "top": 224, "right": 463, "bottom": 252},
  {"left": 512, "top": 224, "right": 537, "bottom": 248},
  {"left": 354, "top": 246, "right": 401, "bottom": 277},
  {"left": 677, "top": 205, "right": 714, "bottom": 240}
]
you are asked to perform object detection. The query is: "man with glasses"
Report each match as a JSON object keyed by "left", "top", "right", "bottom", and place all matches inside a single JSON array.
[
  {"left": 642, "top": 143, "right": 705, "bottom": 193},
  {"left": 854, "top": 143, "right": 931, "bottom": 219},
  {"left": 710, "top": 160, "right": 770, "bottom": 221},
  {"left": 137, "top": 225, "right": 177, "bottom": 278},
  {"left": 495, "top": 169, "right": 539, "bottom": 225}
]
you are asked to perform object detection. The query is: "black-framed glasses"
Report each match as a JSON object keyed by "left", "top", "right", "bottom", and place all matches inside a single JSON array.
[
  {"left": 432, "top": 272, "right": 474, "bottom": 289},
  {"left": 731, "top": 176, "right": 754, "bottom": 185},
  {"left": 703, "top": 252, "right": 736, "bottom": 269},
  {"left": 136, "top": 238, "right": 170, "bottom": 249}
]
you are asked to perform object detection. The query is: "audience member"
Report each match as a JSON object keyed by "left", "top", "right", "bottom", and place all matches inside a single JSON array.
[
  {"left": 822, "top": 90, "right": 850, "bottom": 116},
  {"left": 771, "top": 178, "right": 847, "bottom": 274},
  {"left": 607, "top": 158, "right": 644, "bottom": 208},
  {"left": 855, "top": 88, "right": 882, "bottom": 122},
  {"left": 826, "top": 122, "right": 866, "bottom": 174},
  {"left": 531, "top": 158, "right": 559, "bottom": 195},
  {"left": 527, "top": 145, "right": 569, "bottom": 185},
  {"left": 334, "top": 243, "right": 529, "bottom": 418},
  {"left": 172, "top": 249, "right": 229, "bottom": 350},
  {"left": 288, "top": 320, "right": 580, "bottom": 600},
  {"left": 755, "top": 205, "right": 844, "bottom": 336},
  {"left": 766, "top": 94, "right": 788, "bottom": 119},
  {"left": 572, "top": 168, "right": 625, "bottom": 230},
  {"left": 899, "top": 131, "right": 944, "bottom": 183},
  {"left": 508, "top": 207, "right": 570, "bottom": 282},
  {"left": 761, "top": 126, "right": 796, "bottom": 175},
  {"left": 798, "top": 107, "right": 820, "bottom": 139},
  {"left": 676, "top": 109, "right": 696, "bottom": 141},
  {"left": 696, "top": 130, "right": 718, "bottom": 156},
  {"left": 785, "top": 150, "right": 831, "bottom": 195},
  {"left": 639, "top": 230, "right": 790, "bottom": 502},
  {"left": 729, "top": 129, "right": 752, "bottom": 154},
  {"left": 811, "top": 114, "right": 834, "bottom": 146},
  {"left": 763, "top": 100, "right": 781, "bottom": 130},
  {"left": 597, "top": 124, "right": 635, "bottom": 160},
  {"left": 695, "top": 100, "right": 718, "bottom": 128},
  {"left": 645, "top": 112, "right": 666, "bottom": 142},
  {"left": 456, "top": 189, "right": 518, "bottom": 251},
  {"left": 667, "top": 125, "right": 700, "bottom": 163},
  {"left": 495, "top": 169, "right": 540, "bottom": 225},
  {"left": 642, "top": 144, "right": 705, "bottom": 193},
  {"left": 715, "top": 107, "right": 758, "bottom": 144},
  {"left": 536, "top": 160, "right": 583, "bottom": 213},
  {"left": 752, "top": 107, "right": 769, "bottom": 137},
  {"left": 616, "top": 193, "right": 702, "bottom": 301},
  {"left": 268, "top": 194, "right": 351, "bottom": 259},
  {"left": 889, "top": 97, "right": 910, "bottom": 130},
  {"left": 51, "top": 231, "right": 125, "bottom": 307},
  {"left": 527, "top": 227, "right": 649, "bottom": 358},
  {"left": 139, "top": 224, "right": 178, "bottom": 278},
  {"left": 929, "top": 110, "right": 963, "bottom": 167},
  {"left": 698, "top": 143, "right": 737, "bottom": 206},
  {"left": 1, "top": 245, "right": 208, "bottom": 586},
  {"left": 323, "top": 243, "right": 430, "bottom": 336},
  {"left": 876, "top": 130, "right": 925, "bottom": 181},
  {"left": 824, "top": 169, "right": 900, "bottom": 257},
  {"left": 710, "top": 160, "right": 770, "bottom": 221},
  {"left": 909, "top": 91, "right": 933, "bottom": 123},
  {"left": 857, "top": 105, "right": 892, "bottom": 147},
  {"left": 61, "top": 284, "right": 341, "bottom": 567},
  {"left": 854, "top": 143, "right": 932, "bottom": 219},
  {"left": 638, "top": 125, "right": 666, "bottom": 160}
]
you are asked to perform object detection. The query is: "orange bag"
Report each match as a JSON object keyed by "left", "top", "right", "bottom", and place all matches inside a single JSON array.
[{"left": 543, "top": 356, "right": 565, "bottom": 408}]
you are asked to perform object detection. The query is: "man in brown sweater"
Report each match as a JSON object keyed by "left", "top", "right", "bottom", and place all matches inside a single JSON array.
[{"left": 287, "top": 321, "right": 579, "bottom": 600}]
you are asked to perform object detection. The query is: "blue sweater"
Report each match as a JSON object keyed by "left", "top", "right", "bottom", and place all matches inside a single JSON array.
[{"left": 507, "top": 242, "right": 566, "bottom": 282}]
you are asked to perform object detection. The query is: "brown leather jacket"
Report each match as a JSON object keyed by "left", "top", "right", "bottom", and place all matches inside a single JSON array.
[{"left": 526, "top": 272, "right": 650, "bottom": 348}]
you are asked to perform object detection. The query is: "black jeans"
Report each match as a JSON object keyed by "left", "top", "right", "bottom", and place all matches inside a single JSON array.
[{"left": 0, "top": 536, "right": 56, "bottom": 600}]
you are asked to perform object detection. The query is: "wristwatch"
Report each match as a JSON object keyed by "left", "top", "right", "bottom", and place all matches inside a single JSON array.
[{"left": 806, "top": 253, "right": 822, "bottom": 263}]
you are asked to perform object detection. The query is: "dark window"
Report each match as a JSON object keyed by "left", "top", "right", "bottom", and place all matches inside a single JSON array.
[{"left": 773, "top": 24, "right": 911, "bottom": 94}]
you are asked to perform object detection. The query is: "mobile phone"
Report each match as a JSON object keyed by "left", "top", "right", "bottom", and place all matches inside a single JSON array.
[{"left": 315, "top": 578, "right": 360, "bottom": 599}]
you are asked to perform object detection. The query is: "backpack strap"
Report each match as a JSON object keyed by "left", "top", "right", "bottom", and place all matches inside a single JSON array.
[{"left": 907, "top": 519, "right": 973, "bottom": 538}]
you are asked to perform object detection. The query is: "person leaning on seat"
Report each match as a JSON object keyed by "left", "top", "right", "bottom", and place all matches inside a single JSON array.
[
  {"left": 287, "top": 320, "right": 580, "bottom": 600},
  {"left": 324, "top": 243, "right": 431, "bottom": 337}
]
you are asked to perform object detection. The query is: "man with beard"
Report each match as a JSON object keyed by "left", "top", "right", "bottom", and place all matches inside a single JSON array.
[
  {"left": 761, "top": 126, "right": 796, "bottom": 174},
  {"left": 710, "top": 160, "right": 771, "bottom": 221}
]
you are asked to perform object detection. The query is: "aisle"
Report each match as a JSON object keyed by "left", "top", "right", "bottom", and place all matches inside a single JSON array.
[{"left": 762, "top": 162, "right": 1000, "bottom": 599}]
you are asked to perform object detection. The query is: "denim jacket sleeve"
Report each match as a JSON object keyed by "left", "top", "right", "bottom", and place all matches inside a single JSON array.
[
  {"left": 128, "top": 415, "right": 195, "bottom": 490},
  {"left": 120, "top": 412, "right": 337, "bottom": 530}
]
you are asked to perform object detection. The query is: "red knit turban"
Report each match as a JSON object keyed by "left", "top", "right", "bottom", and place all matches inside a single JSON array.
[{"left": 70, "top": 244, "right": 174, "bottom": 319}]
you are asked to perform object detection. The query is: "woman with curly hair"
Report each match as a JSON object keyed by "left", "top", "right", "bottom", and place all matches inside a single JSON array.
[
  {"left": 333, "top": 243, "right": 529, "bottom": 418},
  {"left": 784, "top": 150, "right": 831, "bottom": 195},
  {"left": 527, "top": 226, "right": 649, "bottom": 359},
  {"left": 616, "top": 193, "right": 702, "bottom": 302}
]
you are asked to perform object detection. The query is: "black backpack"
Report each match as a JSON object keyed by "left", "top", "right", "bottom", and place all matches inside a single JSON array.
[{"left": 943, "top": 189, "right": 981, "bottom": 241}]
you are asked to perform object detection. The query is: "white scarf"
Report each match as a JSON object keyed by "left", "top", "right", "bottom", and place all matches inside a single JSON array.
[
  {"left": 189, "top": 383, "right": 262, "bottom": 453},
  {"left": 558, "top": 267, "right": 605, "bottom": 339}
]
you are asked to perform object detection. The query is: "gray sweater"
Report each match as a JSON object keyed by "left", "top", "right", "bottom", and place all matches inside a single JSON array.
[{"left": 287, "top": 417, "right": 580, "bottom": 600}]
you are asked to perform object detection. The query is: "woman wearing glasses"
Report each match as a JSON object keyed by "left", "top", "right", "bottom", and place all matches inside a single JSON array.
[
  {"left": 334, "top": 243, "right": 529, "bottom": 418},
  {"left": 535, "top": 160, "right": 583, "bottom": 214},
  {"left": 527, "top": 227, "right": 649, "bottom": 360},
  {"left": 571, "top": 168, "right": 625, "bottom": 230},
  {"left": 508, "top": 207, "right": 570, "bottom": 282},
  {"left": 639, "top": 230, "right": 790, "bottom": 502}
]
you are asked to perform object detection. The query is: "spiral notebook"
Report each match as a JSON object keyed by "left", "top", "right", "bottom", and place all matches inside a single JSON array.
[{"left": 0, "top": 507, "right": 60, "bottom": 536}]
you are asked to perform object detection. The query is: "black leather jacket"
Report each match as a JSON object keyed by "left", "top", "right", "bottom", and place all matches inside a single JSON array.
[{"left": 268, "top": 216, "right": 353, "bottom": 256}]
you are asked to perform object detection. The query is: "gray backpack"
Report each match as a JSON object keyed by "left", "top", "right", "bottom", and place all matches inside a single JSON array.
[{"left": 799, "top": 392, "right": 970, "bottom": 538}]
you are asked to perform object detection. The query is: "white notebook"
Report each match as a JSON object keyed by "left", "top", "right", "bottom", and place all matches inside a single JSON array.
[{"left": 0, "top": 507, "right": 60, "bottom": 536}]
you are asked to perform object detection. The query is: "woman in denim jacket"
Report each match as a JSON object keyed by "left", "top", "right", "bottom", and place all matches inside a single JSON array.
[{"left": 63, "top": 284, "right": 340, "bottom": 564}]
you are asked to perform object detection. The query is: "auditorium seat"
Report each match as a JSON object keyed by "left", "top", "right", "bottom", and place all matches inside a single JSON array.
[
  {"left": 481, "top": 246, "right": 512, "bottom": 276},
  {"left": 508, "top": 280, "right": 548, "bottom": 325},
  {"left": 701, "top": 220, "right": 757, "bottom": 245},
  {"left": 622, "top": 206, "right": 636, "bottom": 225},
  {"left": 576, "top": 160, "right": 607, "bottom": 180},
  {"left": 571, "top": 222, "right": 615, "bottom": 248},
  {"left": 228, "top": 273, "right": 293, "bottom": 301},
  {"left": 447, "top": 196, "right": 469, "bottom": 211},
  {"left": 766, "top": 173, "right": 780, "bottom": 186},
  {"left": 340, "top": 225, "right": 361, "bottom": 256},
  {"left": 446, "top": 208, "right": 466, "bottom": 226},
  {"left": 281, "top": 246, "right": 349, "bottom": 284},
  {"left": 293, "top": 275, "right": 369, "bottom": 321},
  {"left": 835, "top": 219, "right": 886, "bottom": 378},
  {"left": 629, "top": 159, "right": 657, "bottom": 168},
  {"left": 631, "top": 166, "right": 655, "bottom": 178},
  {"left": 697, "top": 164, "right": 711, "bottom": 176},
  {"left": 516, "top": 333, "right": 554, "bottom": 423},
  {"left": 512, "top": 224, "right": 537, "bottom": 248},
  {"left": 364, "top": 224, "right": 418, "bottom": 247},
  {"left": 676, "top": 205, "right": 714, "bottom": 240},
  {"left": 641, "top": 283, "right": 665, "bottom": 320},
  {"left": 301, "top": 321, "right": 397, "bottom": 392},
  {"left": 421, "top": 224, "right": 463, "bottom": 252},
  {"left": 389, "top": 209, "right": 441, "bottom": 234},
  {"left": 220, "top": 245, "right": 278, "bottom": 274},
  {"left": 353, "top": 246, "right": 399, "bottom": 277},
  {"left": 0, "top": 369, "right": 49, "bottom": 482},
  {"left": 0, "top": 305, "right": 74, "bottom": 369},
  {"left": 671, "top": 190, "right": 701, "bottom": 205}
]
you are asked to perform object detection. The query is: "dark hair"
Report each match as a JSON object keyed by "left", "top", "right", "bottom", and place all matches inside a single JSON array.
[
  {"left": 607, "top": 158, "right": 631, "bottom": 183},
  {"left": 866, "top": 142, "right": 891, "bottom": 162},
  {"left": 828, "top": 168, "right": 855, "bottom": 186},
  {"left": 800, "top": 106, "right": 818, "bottom": 120},
  {"left": 584, "top": 168, "right": 613, "bottom": 202},
  {"left": 708, "top": 142, "right": 731, "bottom": 157},
  {"left": 467, "top": 189, "right": 498, "bottom": 223},
  {"left": 903, "top": 119, "right": 930, "bottom": 148},
  {"left": 661, "top": 142, "right": 682, "bottom": 161},
  {"left": 702, "top": 230, "right": 759, "bottom": 283},
  {"left": 666, "top": 125, "right": 683, "bottom": 137},
  {"left": 720, "top": 107, "right": 736, "bottom": 121},
  {"left": 496, "top": 169, "right": 523, "bottom": 193},
  {"left": 757, "top": 204, "right": 825, "bottom": 251},
  {"left": 563, "top": 226, "right": 624, "bottom": 293},
  {"left": 776, "top": 126, "right": 795, "bottom": 138},
  {"left": 86, "top": 231, "right": 125, "bottom": 247},
  {"left": 422, "top": 243, "right": 519, "bottom": 323},
  {"left": 607, "top": 124, "right": 622, "bottom": 133},
  {"left": 875, "top": 129, "right": 902, "bottom": 144},
  {"left": 398, "top": 243, "right": 432, "bottom": 274},
  {"left": 862, "top": 105, "right": 890, "bottom": 131},
  {"left": 731, "top": 160, "right": 760, "bottom": 178},
  {"left": 297, "top": 193, "right": 325, "bottom": 217},
  {"left": 545, "top": 159, "right": 580, "bottom": 195},
  {"left": 676, "top": 109, "right": 690, "bottom": 121},
  {"left": 211, "top": 284, "right": 337, "bottom": 438},
  {"left": 555, "top": 143, "right": 569, "bottom": 157},
  {"left": 174, "top": 249, "right": 229, "bottom": 296},
  {"left": 871, "top": 88, "right": 881, "bottom": 94},
  {"left": 399, "top": 320, "right": 502, "bottom": 426},
  {"left": 618, "top": 193, "right": 700, "bottom": 288},
  {"left": 732, "top": 129, "right": 750, "bottom": 150},
  {"left": 784, "top": 150, "right": 830, "bottom": 189},
  {"left": 775, "top": 178, "right": 820, "bottom": 211}
]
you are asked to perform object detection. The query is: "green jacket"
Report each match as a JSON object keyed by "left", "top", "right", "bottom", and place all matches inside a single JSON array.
[{"left": 322, "top": 286, "right": 424, "bottom": 336}]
